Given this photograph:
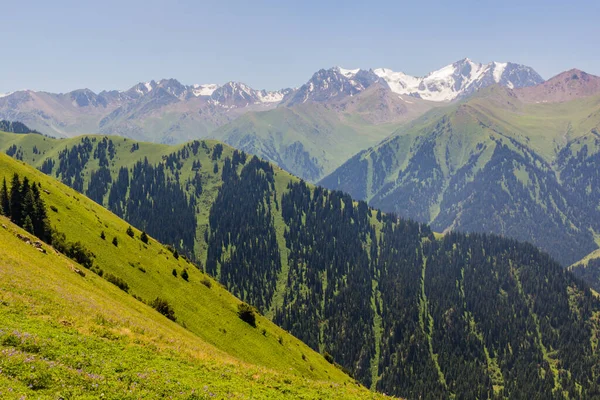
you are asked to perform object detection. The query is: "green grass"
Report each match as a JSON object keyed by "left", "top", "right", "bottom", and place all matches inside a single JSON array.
[
  {"left": 0, "top": 154, "right": 389, "bottom": 398},
  {"left": 0, "top": 217, "right": 386, "bottom": 399}
]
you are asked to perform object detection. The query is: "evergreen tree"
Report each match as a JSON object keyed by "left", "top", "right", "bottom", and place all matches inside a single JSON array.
[
  {"left": 140, "top": 231, "right": 149, "bottom": 244},
  {"left": 9, "top": 173, "right": 22, "bottom": 225},
  {"left": 112, "top": 236, "right": 118, "bottom": 247},
  {"left": 126, "top": 226, "right": 134, "bottom": 237},
  {"left": 0, "top": 178, "right": 9, "bottom": 216},
  {"left": 23, "top": 215, "right": 34, "bottom": 234}
]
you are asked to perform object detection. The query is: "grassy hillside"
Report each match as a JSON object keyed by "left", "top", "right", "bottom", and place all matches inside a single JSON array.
[
  {"left": 322, "top": 85, "right": 600, "bottom": 266},
  {"left": 0, "top": 154, "right": 382, "bottom": 399},
  {"left": 0, "top": 215, "right": 385, "bottom": 399}
]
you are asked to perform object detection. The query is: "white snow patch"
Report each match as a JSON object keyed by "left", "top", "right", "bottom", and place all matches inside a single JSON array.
[
  {"left": 336, "top": 67, "right": 360, "bottom": 78},
  {"left": 192, "top": 83, "right": 219, "bottom": 96},
  {"left": 144, "top": 82, "right": 153, "bottom": 92},
  {"left": 493, "top": 62, "right": 508, "bottom": 83},
  {"left": 0, "top": 91, "right": 14, "bottom": 98}
]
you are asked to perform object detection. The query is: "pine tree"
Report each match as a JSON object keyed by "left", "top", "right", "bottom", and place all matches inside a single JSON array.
[
  {"left": 140, "top": 231, "right": 149, "bottom": 244},
  {"left": 126, "top": 226, "right": 134, "bottom": 237},
  {"left": 23, "top": 215, "right": 34, "bottom": 234},
  {"left": 0, "top": 178, "right": 9, "bottom": 216},
  {"left": 181, "top": 269, "right": 189, "bottom": 281},
  {"left": 9, "top": 173, "right": 22, "bottom": 225},
  {"left": 112, "top": 236, "right": 118, "bottom": 247}
]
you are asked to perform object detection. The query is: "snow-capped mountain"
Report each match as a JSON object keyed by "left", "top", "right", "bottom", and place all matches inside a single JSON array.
[
  {"left": 284, "top": 59, "right": 542, "bottom": 105},
  {"left": 373, "top": 58, "right": 544, "bottom": 101}
]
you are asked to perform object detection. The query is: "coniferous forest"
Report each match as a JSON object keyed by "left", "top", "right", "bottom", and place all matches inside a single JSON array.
[{"left": 4, "top": 134, "right": 600, "bottom": 399}]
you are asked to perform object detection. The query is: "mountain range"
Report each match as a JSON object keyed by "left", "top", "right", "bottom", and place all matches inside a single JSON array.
[
  {"left": 0, "top": 58, "right": 543, "bottom": 181},
  {"left": 1, "top": 131, "right": 599, "bottom": 399}
]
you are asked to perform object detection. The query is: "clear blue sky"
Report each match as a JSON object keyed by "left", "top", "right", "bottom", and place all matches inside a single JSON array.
[{"left": 1, "top": 0, "right": 598, "bottom": 93}]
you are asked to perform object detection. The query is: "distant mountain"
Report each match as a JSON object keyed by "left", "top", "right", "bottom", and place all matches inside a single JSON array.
[
  {"left": 516, "top": 68, "right": 600, "bottom": 103},
  {"left": 321, "top": 70, "right": 600, "bottom": 267},
  {"left": 0, "top": 79, "right": 289, "bottom": 143}
]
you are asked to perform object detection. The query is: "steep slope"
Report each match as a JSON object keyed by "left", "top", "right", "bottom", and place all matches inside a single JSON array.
[
  {"left": 322, "top": 71, "right": 600, "bottom": 266},
  {"left": 0, "top": 153, "right": 362, "bottom": 393},
  {"left": 2, "top": 132, "right": 600, "bottom": 399},
  {"left": 0, "top": 214, "right": 386, "bottom": 399}
]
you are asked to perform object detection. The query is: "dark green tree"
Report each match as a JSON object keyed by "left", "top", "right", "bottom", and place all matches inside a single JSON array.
[
  {"left": 140, "top": 231, "right": 149, "bottom": 244},
  {"left": 9, "top": 173, "right": 22, "bottom": 225},
  {"left": 0, "top": 178, "right": 9, "bottom": 216},
  {"left": 23, "top": 215, "right": 34, "bottom": 234},
  {"left": 126, "top": 226, "right": 134, "bottom": 237}
]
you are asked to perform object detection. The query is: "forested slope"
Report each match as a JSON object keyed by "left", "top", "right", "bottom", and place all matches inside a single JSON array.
[{"left": 2, "top": 131, "right": 600, "bottom": 399}]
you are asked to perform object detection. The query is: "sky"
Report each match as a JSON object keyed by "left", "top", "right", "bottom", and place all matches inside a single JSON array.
[{"left": 0, "top": 0, "right": 599, "bottom": 93}]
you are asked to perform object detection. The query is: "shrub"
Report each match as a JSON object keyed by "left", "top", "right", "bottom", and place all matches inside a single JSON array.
[
  {"left": 100, "top": 231, "right": 106, "bottom": 240},
  {"left": 172, "top": 269, "right": 177, "bottom": 277},
  {"left": 112, "top": 237, "right": 118, "bottom": 247},
  {"left": 126, "top": 226, "right": 134, "bottom": 237},
  {"left": 201, "top": 277, "right": 212, "bottom": 288},
  {"left": 237, "top": 303, "right": 257, "bottom": 327},
  {"left": 105, "top": 273, "right": 129, "bottom": 292},
  {"left": 66, "top": 241, "right": 95, "bottom": 269},
  {"left": 181, "top": 269, "right": 189, "bottom": 281},
  {"left": 323, "top": 351, "right": 334, "bottom": 364},
  {"left": 151, "top": 297, "right": 176, "bottom": 321},
  {"left": 140, "top": 231, "right": 149, "bottom": 244}
]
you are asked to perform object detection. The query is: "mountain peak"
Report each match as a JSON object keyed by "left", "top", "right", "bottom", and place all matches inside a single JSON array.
[{"left": 516, "top": 69, "right": 600, "bottom": 103}]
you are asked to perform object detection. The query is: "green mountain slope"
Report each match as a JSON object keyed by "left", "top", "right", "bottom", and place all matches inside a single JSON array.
[
  {"left": 2, "top": 131, "right": 600, "bottom": 399},
  {"left": 0, "top": 154, "right": 378, "bottom": 399},
  {"left": 321, "top": 74, "right": 600, "bottom": 267}
]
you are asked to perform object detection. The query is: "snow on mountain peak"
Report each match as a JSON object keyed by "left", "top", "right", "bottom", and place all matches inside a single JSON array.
[
  {"left": 374, "top": 59, "right": 542, "bottom": 101},
  {"left": 192, "top": 84, "right": 219, "bottom": 97},
  {"left": 492, "top": 62, "right": 508, "bottom": 83},
  {"left": 335, "top": 67, "right": 360, "bottom": 78}
]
